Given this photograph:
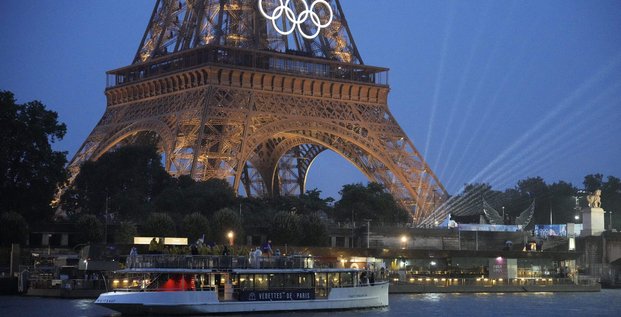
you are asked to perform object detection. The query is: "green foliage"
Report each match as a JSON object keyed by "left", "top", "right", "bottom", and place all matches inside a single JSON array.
[
  {"left": 0, "top": 91, "right": 67, "bottom": 223},
  {"left": 211, "top": 208, "right": 243, "bottom": 244},
  {"left": 448, "top": 183, "right": 501, "bottom": 216},
  {"left": 61, "top": 144, "right": 171, "bottom": 221},
  {"left": 270, "top": 210, "right": 301, "bottom": 245},
  {"left": 516, "top": 177, "right": 550, "bottom": 226},
  {"left": 261, "top": 189, "right": 333, "bottom": 217},
  {"left": 0, "top": 211, "right": 29, "bottom": 245},
  {"left": 155, "top": 178, "right": 236, "bottom": 217},
  {"left": 453, "top": 175, "right": 621, "bottom": 230},
  {"left": 75, "top": 214, "right": 104, "bottom": 244},
  {"left": 583, "top": 174, "right": 604, "bottom": 193},
  {"left": 548, "top": 181, "right": 578, "bottom": 224},
  {"left": 182, "top": 212, "right": 210, "bottom": 242},
  {"left": 114, "top": 221, "right": 138, "bottom": 244},
  {"left": 333, "top": 182, "right": 409, "bottom": 223},
  {"left": 142, "top": 212, "right": 176, "bottom": 237},
  {"left": 298, "top": 213, "right": 328, "bottom": 247}
]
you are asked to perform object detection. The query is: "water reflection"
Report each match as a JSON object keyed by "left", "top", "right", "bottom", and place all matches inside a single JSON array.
[{"left": 2, "top": 291, "right": 620, "bottom": 317}]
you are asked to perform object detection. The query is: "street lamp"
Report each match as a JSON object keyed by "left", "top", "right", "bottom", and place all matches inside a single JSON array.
[
  {"left": 227, "top": 231, "right": 234, "bottom": 246},
  {"left": 400, "top": 235, "right": 408, "bottom": 249},
  {"left": 364, "top": 219, "right": 371, "bottom": 248},
  {"left": 607, "top": 211, "right": 613, "bottom": 231},
  {"left": 47, "top": 234, "right": 52, "bottom": 255},
  {"left": 429, "top": 261, "right": 437, "bottom": 275}
]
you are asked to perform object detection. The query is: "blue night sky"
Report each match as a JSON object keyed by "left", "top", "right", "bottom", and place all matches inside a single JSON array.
[{"left": 1, "top": 0, "right": 620, "bottom": 200}]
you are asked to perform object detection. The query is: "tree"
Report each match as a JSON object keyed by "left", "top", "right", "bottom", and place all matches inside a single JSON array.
[
  {"left": 154, "top": 177, "right": 236, "bottom": 217},
  {"left": 0, "top": 91, "right": 67, "bottom": 223},
  {"left": 113, "top": 221, "right": 138, "bottom": 245},
  {"left": 600, "top": 175, "right": 621, "bottom": 230},
  {"left": 61, "top": 144, "right": 171, "bottom": 222},
  {"left": 142, "top": 212, "right": 176, "bottom": 237},
  {"left": 333, "top": 183, "right": 409, "bottom": 223},
  {"left": 0, "top": 211, "right": 29, "bottom": 246},
  {"left": 211, "top": 208, "right": 243, "bottom": 244},
  {"left": 447, "top": 183, "right": 498, "bottom": 216},
  {"left": 298, "top": 213, "right": 328, "bottom": 247},
  {"left": 299, "top": 189, "right": 334, "bottom": 214},
  {"left": 75, "top": 214, "right": 104, "bottom": 244},
  {"left": 548, "top": 181, "right": 578, "bottom": 224},
  {"left": 517, "top": 177, "right": 550, "bottom": 226},
  {"left": 181, "top": 212, "right": 210, "bottom": 242},
  {"left": 270, "top": 210, "right": 301, "bottom": 246},
  {"left": 583, "top": 174, "right": 604, "bottom": 193}
]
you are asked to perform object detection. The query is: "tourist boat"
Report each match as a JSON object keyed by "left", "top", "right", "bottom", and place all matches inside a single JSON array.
[{"left": 94, "top": 254, "right": 388, "bottom": 315}]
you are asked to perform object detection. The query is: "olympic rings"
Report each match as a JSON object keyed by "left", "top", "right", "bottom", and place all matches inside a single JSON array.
[{"left": 258, "top": 0, "right": 333, "bottom": 39}]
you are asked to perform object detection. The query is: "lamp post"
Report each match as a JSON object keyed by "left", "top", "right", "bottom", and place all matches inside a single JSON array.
[
  {"left": 429, "top": 260, "right": 437, "bottom": 275},
  {"left": 364, "top": 219, "right": 371, "bottom": 248},
  {"left": 47, "top": 233, "right": 52, "bottom": 255},
  {"left": 608, "top": 211, "right": 613, "bottom": 231},
  {"left": 104, "top": 194, "right": 109, "bottom": 245},
  {"left": 400, "top": 235, "right": 407, "bottom": 249},
  {"left": 227, "top": 231, "right": 234, "bottom": 246}
]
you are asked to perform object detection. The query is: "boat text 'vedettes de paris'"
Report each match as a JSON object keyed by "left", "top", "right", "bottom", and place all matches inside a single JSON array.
[{"left": 94, "top": 254, "right": 389, "bottom": 315}]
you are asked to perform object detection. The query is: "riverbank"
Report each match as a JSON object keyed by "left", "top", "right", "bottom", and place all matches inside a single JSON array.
[
  {"left": 390, "top": 283, "right": 600, "bottom": 293},
  {"left": 389, "top": 277, "right": 601, "bottom": 293}
]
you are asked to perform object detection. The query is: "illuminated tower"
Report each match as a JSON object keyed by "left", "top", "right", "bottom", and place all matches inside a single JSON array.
[{"left": 67, "top": 0, "right": 447, "bottom": 224}]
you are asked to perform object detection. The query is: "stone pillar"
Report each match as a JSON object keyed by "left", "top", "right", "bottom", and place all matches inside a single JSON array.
[{"left": 581, "top": 207, "right": 605, "bottom": 236}]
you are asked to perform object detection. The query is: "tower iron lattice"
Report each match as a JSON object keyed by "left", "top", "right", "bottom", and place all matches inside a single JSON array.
[{"left": 66, "top": 0, "right": 448, "bottom": 225}]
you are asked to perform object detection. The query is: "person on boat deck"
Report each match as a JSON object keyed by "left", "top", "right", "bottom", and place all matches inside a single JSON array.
[
  {"left": 195, "top": 234, "right": 205, "bottom": 247},
  {"left": 274, "top": 248, "right": 281, "bottom": 256},
  {"left": 128, "top": 246, "right": 138, "bottom": 268},
  {"left": 222, "top": 246, "right": 230, "bottom": 256},
  {"left": 148, "top": 238, "right": 158, "bottom": 254},
  {"left": 253, "top": 247, "right": 262, "bottom": 268},
  {"left": 359, "top": 271, "right": 368, "bottom": 285},
  {"left": 261, "top": 240, "right": 273, "bottom": 256}
]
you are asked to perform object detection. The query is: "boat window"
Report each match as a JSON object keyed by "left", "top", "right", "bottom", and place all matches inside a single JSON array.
[
  {"left": 315, "top": 273, "right": 328, "bottom": 288},
  {"left": 328, "top": 272, "right": 340, "bottom": 287},
  {"left": 254, "top": 274, "right": 269, "bottom": 290},
  {"left": 298, "top": 274, "right": 313, "bottom": 288},
  {"left": 340, "top": 272, "right": 354, "bottom": 287},
  {"left": 155, "top": 273, "right": 194, "bottom": 291},
  {"left": 239, "top": 274, "right": 254, "bottom": 290},
  {"left": 267, "top": 273, "right": 313, "bottom": 289},
  {"left": 268, "top": 273, "right": 286, "bottom": 288}
]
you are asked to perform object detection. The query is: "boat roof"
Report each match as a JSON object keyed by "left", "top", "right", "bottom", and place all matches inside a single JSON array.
[{"left": 116, "top": 267, "right": 361, "bottom": 274}]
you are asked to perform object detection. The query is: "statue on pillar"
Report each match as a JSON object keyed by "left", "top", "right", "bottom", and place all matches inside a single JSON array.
[{"left": 586, "top": 189, "right": 602, "bottom": 208}]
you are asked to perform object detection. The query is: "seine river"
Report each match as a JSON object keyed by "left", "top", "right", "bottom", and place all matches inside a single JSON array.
[{"left": 1, "top": 290, "right": 620, "bottom": 317}]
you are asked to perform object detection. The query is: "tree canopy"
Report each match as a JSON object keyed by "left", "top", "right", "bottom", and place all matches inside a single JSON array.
[
  {"left": 61, "top": 144, "right": 171, "bottom": 221},
  {"left": 333, "top": 182, "right": 410, "bottom": 223},
  {"left": 0, "top": 91, "right": 67, "bottom": 223}
]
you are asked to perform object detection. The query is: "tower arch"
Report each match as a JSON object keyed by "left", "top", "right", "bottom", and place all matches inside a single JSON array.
[{"left": 62, "top": 0, "right": 448, "bottom": 225}]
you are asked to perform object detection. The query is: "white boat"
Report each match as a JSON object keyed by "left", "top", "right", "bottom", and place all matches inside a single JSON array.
[{"left": 95, "top": 254, "right": 388, "bottom": 315}]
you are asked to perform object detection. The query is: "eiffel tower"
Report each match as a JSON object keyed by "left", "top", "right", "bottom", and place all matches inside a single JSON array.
[{"left": 67, "top": 0, "right": 448, "bottom": 225}]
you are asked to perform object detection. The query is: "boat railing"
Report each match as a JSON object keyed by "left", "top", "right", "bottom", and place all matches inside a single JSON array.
[
  {"left": 112, "top": 285, "right": 217, "bottom": 292},
  {"left": 129, "top": 254, "right": 316, "bottom": 270}
]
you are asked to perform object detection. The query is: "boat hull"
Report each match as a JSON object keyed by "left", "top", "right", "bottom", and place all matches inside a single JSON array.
[{"left": 95, "top": 283, "right": 389, "bottom": 315}]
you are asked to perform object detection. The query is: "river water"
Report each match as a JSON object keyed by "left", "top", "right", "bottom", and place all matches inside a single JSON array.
[{"left": 1, "top": 290, "right": 620, "bottom": 317}]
